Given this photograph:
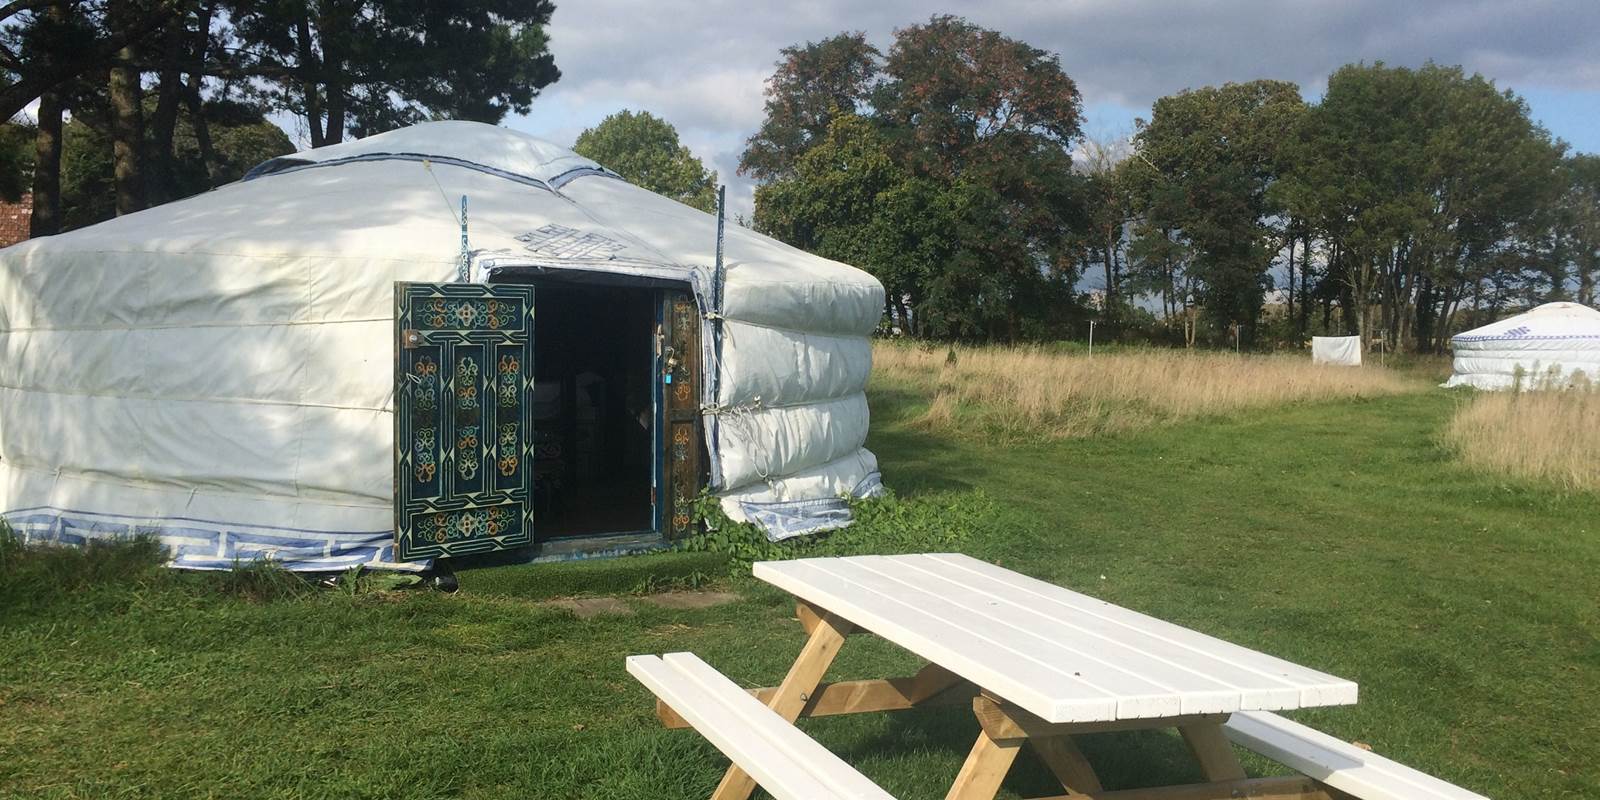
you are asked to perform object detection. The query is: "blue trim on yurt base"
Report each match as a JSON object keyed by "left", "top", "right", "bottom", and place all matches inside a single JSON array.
[
  {"left": 736, "top": 471, "right": 885, "bottom": 542},
  {"left": 0, "top": 506, "right": 415, "bottom": 572}
]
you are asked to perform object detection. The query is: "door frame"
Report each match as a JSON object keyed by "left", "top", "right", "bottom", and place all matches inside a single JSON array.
[{"left": 449, "top": 266, "right": 704, "bottom": 565}]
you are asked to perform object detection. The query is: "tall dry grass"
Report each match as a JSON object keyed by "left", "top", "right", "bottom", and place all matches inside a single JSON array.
[
  {"left": 1445, "top": 390, "right": 1600, "bottom": 492},
  {"left": 872, "top": 343, "right": 1420, "bottom": 438}
]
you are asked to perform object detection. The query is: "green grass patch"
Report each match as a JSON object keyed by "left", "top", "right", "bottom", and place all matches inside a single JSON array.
[
  {"left": 460, "top": 549, "right": 732, "bottom": 600},
  {"left": 675, "top": 488, "right": 991, "bottom": 567},
  {"left": 2, "top": 371, "right": 1596, "bottom": 798}
]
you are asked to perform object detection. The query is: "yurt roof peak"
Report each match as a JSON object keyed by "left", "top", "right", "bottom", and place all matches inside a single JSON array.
[{"left": 245, "top": 120, "right": 618, "bottom": 190}]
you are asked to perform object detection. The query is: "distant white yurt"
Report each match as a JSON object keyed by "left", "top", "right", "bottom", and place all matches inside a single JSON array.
[
  {"left": 1444, "top": 302, "right": 1600, "bottom": 390},
  {"left": 0, "top": 121, "right": 886, "bottom": 571}
]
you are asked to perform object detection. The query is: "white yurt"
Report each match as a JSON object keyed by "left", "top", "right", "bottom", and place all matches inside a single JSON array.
[
  {"left": 1444, "top": 302, "right": 1600, "bottom": 390},
  {"left": 0, "top": 121, "right": 885, "bottom": 571}
]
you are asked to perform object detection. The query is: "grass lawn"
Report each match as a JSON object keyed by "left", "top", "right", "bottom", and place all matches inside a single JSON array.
[{"left": 3, "top": 371, "right": 1597, "bottom": 798}]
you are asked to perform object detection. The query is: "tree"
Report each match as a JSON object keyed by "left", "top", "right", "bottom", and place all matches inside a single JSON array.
[
  {"left": 754, "top": 113, "right": 899, "bottom": 269},
  {"left": 746, "top": 16, "right": 1085, "bottom": 341},
  {"left": 2, "top": 0, "right": 563, "bottom": 225},
  {"left": 1126, "top": 175, "right": 1198, "bottom": 344},
  {"left": 739, "top": 32, "right": 880, "bottom": 182},
  {"left": 875, "top": 15, "right": 1081, "bottom": 179},
  {"left": 225, "top": 0, "right": 560, "bottom": 147},
  {"left": 1277, "top": 63, "right": 1563, "bottom": 350},
  {"left": 59, "top": 96, "right": 292, "bottom": 229},
  {"left": 1554, "top": 154, "right": 1600, "bottom": 306},
  {"left": 1129, "top": 80, "right": 1305, "bottom": 341},
  {"left": 573, "top": 110, "right": 717, "bottom": 212},
  {"left": 105, "top": 0, "right": 146, "bottom": 214},
  {"left": 0, "top": 119, "right": 34, "bottom": 200},
  {"left": 0, "top": 0, "right": 175, "bottom": 122},
  {"left": 1075, "top": 135, "right": 1133, "bottom": 316}
]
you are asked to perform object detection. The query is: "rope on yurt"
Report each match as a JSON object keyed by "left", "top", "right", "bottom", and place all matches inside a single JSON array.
[
  {"left": 420, "top": 159, "right": 470, "bottom": 282},
  {"left": 457, "top": 195, "right": 470, "bottom": 283},
  {"left": 702, "top": 399, "right": 775, "bottom": 484},
  {"left": 706, "top": 184, "right": 729, "bottom": 488}
]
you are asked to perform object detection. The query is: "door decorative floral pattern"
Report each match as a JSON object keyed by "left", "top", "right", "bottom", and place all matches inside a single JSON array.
[
  {"left": 395, "top": 282, "right": 535, "bottom": 561},
  {"left": 662, "top": 293, "right": 702, "bottom": 539}
]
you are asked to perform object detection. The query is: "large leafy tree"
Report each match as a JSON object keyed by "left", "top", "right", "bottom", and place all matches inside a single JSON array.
[
  {"left": 875, "top": 15, "right": 1081, "bottom": 179},
  {"left": 0, "top": 119, "right": 34, "bottom": 200},
  {"left": 59, "top": 96, "right": 292, "bottom": 229},
  {"left": 1127, "top": 80, "right": 1305, "bottom": 340},
  {"left": 739, "top": 32, "right": 880, "bottom": 182},
  {"left": 1276, "top": 63, "right": 1562, "bottom": 349},
  {"left": 225, "top": 0, "right": 560, "bottom": 146},
  {"left": 1553, "top": 154, "right": 1600, "bottom": 306},
  {"left": 573, "top": 110, "right": 717, "bottom": 212},
  {"left": 1, "top": 0, "right": 561, "bottom": 232},
  {"left": 747, "top": 16, "right": 1085, "bottom": 341}
]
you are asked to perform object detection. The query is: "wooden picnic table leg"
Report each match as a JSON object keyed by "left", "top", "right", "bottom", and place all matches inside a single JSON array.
[
  {"left": 946, "top": 729, "right": 1023, "bottom": 800},
  {"left": 966, "top": 694, "right": 1104, "bottom": 798},
  {"left": 1030, "top": 734, "right": 1104, "bottom": 796},
  {"left": 1178, "top": 721, "right": 1247, "bottom": 782},
  {"left": 709, "top": 601, "right": 855, "bottom": 800}
]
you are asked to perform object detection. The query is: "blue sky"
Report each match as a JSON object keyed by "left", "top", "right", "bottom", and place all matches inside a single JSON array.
[{"left": 489, "top": 1, "right": 1599, "bottom": 219}]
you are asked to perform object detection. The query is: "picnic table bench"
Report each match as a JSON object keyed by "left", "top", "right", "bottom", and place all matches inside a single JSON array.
[{"left": 630, "top": 553, "right": 1489, "bottom": 800}]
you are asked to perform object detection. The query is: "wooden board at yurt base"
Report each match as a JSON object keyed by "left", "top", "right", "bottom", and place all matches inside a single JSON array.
[{"left": 1445, "top": 302, "right": 1600, "bottom": 390}]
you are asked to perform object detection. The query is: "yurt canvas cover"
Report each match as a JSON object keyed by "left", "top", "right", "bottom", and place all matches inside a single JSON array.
[
  {"left": 0, "top": 122, "right": 886, "bottom": 571},
  {"left": 1445, "top": 302, "right": 1600, "bottom": 390}
]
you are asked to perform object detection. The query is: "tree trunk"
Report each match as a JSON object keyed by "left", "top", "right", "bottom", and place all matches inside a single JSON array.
[
  {"left": 1101, "top": 244, "right": 1114, "bottom": 314},
  {"left": 29, "top": 86, "right": 63, "bottom": 236},
  {"left": 317, "top": 3, "right": 347, "bottom": 144},
  {"left": 1298, "top": 233, "right": 1313, "bottom": 336},
  {"left": 323, "top": 78, "right": 346, "bottom": 145},
  {"left": 1285, "top": 231, "right": 1295, "bottom": 326},
  {"left": 185, "top": 2, "right": 219, "bottom": 183},
  {"left": 146, "top": 11, "right": 189, "bottom": 205},
  {"left": 108, "top": 38, "right": 146, "bottom": 215},
  {"left": 293, "top": 11, "right": 325, "bottom": 147}
]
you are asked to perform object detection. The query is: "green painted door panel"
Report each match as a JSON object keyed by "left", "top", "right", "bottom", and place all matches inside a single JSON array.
[{"left": 394, "top": 282, "right": 535, "bottom": 561}]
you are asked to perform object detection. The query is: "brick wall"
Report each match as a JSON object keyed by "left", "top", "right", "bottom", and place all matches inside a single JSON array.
[{"left": 0, "top": 193, "right": 31, "bottom": 247}]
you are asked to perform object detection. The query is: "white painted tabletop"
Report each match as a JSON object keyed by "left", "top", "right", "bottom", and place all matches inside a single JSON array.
[{"left": 753, "top": 553, "right": 1358, "bottom": 724}]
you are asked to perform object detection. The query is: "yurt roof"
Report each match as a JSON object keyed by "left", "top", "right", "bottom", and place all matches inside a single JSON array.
[
  {"left": 0, "top": 121, "right": 883, "bottom": 337},
  {"left": 1451, "top": 302, "right": 1600, "bottom": 343}
]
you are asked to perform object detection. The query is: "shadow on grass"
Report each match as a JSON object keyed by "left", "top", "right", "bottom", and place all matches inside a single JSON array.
[
  {"left": 837, "top": 704, "right": 1215, "bottom": 795},
  {"left": 867, "top": 386, "right": 979, "bottom": 496},
  {"left": 0, "top": 531, "right": 344, "bottom": 623}
]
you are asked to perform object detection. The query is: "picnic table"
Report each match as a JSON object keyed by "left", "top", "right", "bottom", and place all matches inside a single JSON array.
[{"left": 630, "top": 553, "right": 1487, "bottom": 800}]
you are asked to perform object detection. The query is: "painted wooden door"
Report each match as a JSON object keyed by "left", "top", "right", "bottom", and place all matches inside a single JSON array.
[
  {"left": 661, "top": 291, "right": 702, "bottom": 539},
  {"left": 394, "top": 282, "right": 536, "bottom": 561}
]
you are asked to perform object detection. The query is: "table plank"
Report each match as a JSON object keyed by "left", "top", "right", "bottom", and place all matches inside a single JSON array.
[
  {"left": 853, "top": 555, "right": 1254, "bottom": 713},
  {"left": 753, "top": 554, "right": 1357, "bottom": 724},
  {"left": 897, "top": 555, "right": 1326, "bottom": 708},
  {"left": 921, "top": 555, "right": 1358, "bottom": 708},
  {"left": 818, "top": 557, "right": 1187, "bottom": 719}
]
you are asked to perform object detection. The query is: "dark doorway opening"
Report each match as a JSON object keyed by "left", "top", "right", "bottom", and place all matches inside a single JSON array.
[{"left": 532, "top": 285, "right": 656, "bottom": 539}]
